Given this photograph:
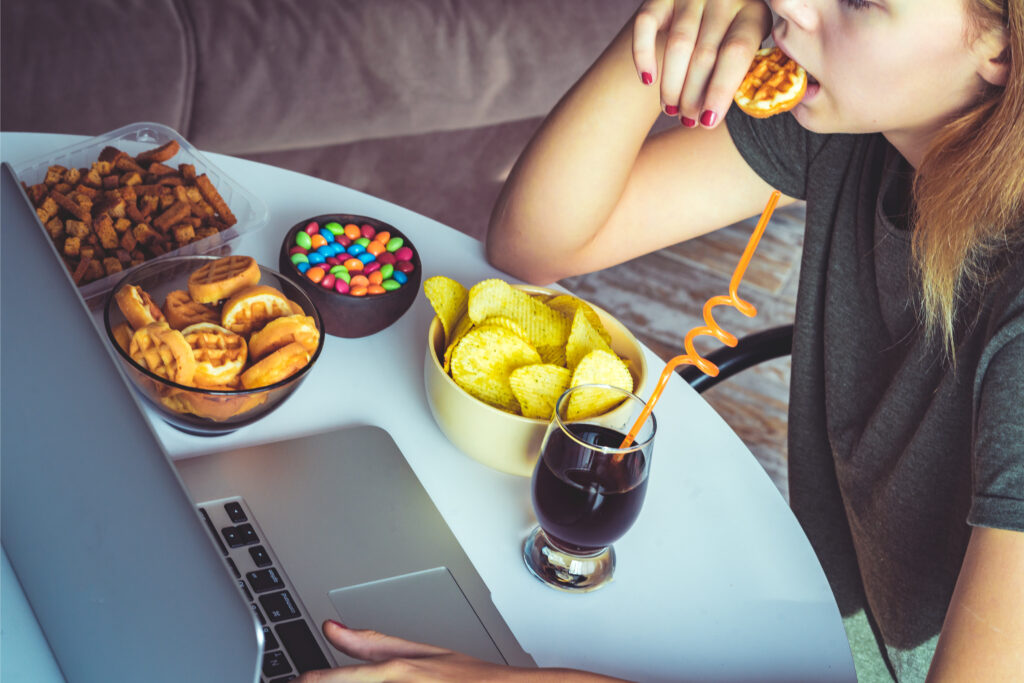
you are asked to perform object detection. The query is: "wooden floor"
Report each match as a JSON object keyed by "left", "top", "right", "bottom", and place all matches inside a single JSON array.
[{"left": 560, "top": 201, "right": 806, "bottom": 500}]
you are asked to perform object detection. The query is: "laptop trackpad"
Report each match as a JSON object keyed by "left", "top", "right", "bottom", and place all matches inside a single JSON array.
[{"left": 328, "top": 567, "right": 506, "bottom": 665}]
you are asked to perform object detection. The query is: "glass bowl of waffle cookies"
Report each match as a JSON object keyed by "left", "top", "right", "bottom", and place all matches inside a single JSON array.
[{"left": 103, "top": 255, "right": 324, "bottom": 435}]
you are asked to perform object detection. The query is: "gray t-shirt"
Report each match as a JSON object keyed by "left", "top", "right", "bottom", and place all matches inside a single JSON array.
[{"left": 725, "top": 105, "right": 1024, "bottom": 682}]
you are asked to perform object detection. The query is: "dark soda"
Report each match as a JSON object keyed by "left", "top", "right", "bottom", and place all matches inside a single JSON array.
[{"left": 532, "top": 423, "right": 649, "bottom": 554}]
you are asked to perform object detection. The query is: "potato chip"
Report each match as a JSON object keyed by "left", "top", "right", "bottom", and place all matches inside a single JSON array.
[
  {"left": 450, "top": 325, "right": 541, "bottom": 413},
  {"left": 567, "top": 349, "right": 634, "bottom": 420},
  {"left": 479, "top": 316, "right": 529, "bottom": 342},
  {"left": 509, "top": 364, "right": 571, "bottom": 420},
  {"left": 442, "top": 314, "right": 475, "bottom": 373},
  {"left": 467, "top": 279, "right": 570, "bottom": 349},
  {"left": 545, "top": 295, "right": 611, "bottom": 343},
  {"left": 565, "top": 308, "right": 614, "bottom": 370},
  {"left": 424, "top": 275, "right": 469, "bottom": 345}
]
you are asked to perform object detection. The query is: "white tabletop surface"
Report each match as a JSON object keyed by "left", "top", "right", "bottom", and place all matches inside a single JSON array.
[{"left": 1, "top": 131, "right": 855, "bottom": 682}]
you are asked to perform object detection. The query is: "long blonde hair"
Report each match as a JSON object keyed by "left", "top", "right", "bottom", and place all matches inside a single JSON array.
[{"left": 913, "top": 0, "right": 1024, "bottom": 358}]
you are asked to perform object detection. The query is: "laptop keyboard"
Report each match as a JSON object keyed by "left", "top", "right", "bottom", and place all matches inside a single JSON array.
[{"left": 199, "top": 497, "right": 332, "bottom": 682}]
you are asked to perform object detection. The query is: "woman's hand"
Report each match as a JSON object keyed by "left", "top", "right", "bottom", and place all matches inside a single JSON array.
[
  {"left": 294, "top": 620, "right": 625, "bottom": 682},
  {"left": 632, "top": 0, "right": 771, "bottom": 127}
]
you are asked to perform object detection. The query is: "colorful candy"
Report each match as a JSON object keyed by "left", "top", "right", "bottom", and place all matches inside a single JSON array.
[{"left": 290, "top": 220, "right": 416, "bottom": 297}]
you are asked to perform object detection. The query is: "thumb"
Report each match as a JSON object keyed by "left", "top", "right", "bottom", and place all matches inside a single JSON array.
[{"left": 321, "top": 620, "right": 452, "bottom": 662}]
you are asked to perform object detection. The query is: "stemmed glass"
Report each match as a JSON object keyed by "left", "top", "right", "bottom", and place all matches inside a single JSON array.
[{"left": 522, "top": 384, "right": 656, "bottom": 592}]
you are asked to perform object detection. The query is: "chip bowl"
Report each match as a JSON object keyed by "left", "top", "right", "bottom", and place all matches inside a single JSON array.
[
  {"left": 104, "top": 255, "right": 324, "bottom": 436},
  {"left": 423, "top": 285, "right": 647, "bottom": 477}
]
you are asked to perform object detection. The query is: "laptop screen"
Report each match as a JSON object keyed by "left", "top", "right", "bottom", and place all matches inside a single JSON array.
[{"left": 1, "top": 162, "right": 262, "bottom": 683}]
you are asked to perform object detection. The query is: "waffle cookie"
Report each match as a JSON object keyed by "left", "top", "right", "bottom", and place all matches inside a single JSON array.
[
  {"left": 115, "top": 284, "right": 166, "bottom": 330},
  {"left": 163, "top": 289, "right": 221, "bottom": 330},
  {"left": 181, "top": 322, "right": 248, "bottom": 387},
  {"left": 221, "top": 285, "right": 294, "bottom": 336},
  {"left": 128, "top": 322, "right": 196, "bottom": 385},
  {"left": 248, "top": 314, "right": 320, "bottom": 360},
  {"left": 240, "top": 341, "right": 311, "bottom": 389},
  {"left": 187, "top": 255, "right": 261, "bottom": 304},
  {"left": 734, "top": 47, "right": 807, "bottom": 118}
]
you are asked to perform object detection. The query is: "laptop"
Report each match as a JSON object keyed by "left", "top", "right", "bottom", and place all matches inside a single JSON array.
[{"left": 0, "top": 162, "right": 534, "bottom": 682}]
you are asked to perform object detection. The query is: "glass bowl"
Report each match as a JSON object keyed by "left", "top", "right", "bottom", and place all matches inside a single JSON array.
[{"left": 103, "top": 255, "right": 324, "bottom": 436}]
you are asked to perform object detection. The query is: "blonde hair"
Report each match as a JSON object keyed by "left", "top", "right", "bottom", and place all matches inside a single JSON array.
[{"left": 913, "top": 0, "right": 1024, "bottom": 358}]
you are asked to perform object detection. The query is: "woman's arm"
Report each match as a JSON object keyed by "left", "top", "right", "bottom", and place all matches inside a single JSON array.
[
  {"left": 927, "top": 526, "right": 1024, "bottom": 681},
  {"left": 485, "top": 1, "right": 786, "bottom": 285}
]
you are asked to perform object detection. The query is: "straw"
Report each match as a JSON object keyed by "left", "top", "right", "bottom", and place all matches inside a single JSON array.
[{"left": 617, "top": 190, "right": 782, "bottom": 451}]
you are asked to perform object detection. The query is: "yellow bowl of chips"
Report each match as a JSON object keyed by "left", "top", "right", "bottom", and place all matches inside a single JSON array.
[{"left": 423, "top": 277, "right": 647, "bottom": 477}]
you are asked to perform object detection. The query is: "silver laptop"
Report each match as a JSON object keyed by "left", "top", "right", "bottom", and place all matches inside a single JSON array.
[{"left": 0, "top": 162, "right": 533, "bottom": 682}]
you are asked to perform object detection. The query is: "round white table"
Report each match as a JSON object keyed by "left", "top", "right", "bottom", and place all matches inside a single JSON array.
[{"left": 0, "top": 131, "right": 855, "bottom": 682}]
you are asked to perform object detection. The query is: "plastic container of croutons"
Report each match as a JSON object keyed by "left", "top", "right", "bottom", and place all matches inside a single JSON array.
[{"left": 12, "top": 121, "right": 269, "bottom": 309}]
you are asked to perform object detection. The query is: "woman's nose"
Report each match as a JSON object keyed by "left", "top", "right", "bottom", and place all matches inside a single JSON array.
[{"left": 770, "top": 0, "right": 819, "bottom": 33}]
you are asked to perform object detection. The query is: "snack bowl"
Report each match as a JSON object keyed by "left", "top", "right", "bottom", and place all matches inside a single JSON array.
[
  {"left": 103, "top": 255, "right": 324, "bottom": 436},
  {"left": 278, "top": 214, "right": 421, "bottom": 338},
  {"left": 13, "top": 121, "right": 269, "bottom": 309},
  {"left": 423, "top": 285, "right": 647, "bottom": 477}
]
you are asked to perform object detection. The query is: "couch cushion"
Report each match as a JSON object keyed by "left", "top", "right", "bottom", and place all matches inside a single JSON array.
[
  {"left": 1, "top": 0, "right": 193, "bottom": 136},
  {"left": 185, "top": 0, "right": 633, "bottom": 154},
  {"left": 3, "top": 0, "right": 633, "bottom": 154}
]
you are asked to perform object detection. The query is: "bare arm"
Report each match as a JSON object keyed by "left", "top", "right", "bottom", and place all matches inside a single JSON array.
[
  {"left": 486, "top": 2, "right": 788, "bottom": 284},
  {"left": 926, "top": 526, "right": 1024, "bottom": 681}
]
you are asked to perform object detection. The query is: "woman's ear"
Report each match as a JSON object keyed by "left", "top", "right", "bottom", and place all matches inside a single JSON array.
[{"left": 974, "top": 29, "right": 1010, "bottom": 87}]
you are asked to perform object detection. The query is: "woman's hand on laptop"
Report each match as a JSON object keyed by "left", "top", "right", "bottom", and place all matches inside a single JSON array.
[{"left": 294, "top": 619, "right": 628, "bottom": 682}]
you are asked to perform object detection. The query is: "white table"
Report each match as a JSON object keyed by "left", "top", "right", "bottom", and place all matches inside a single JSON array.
[{"left": 1, "top": 131, "right": 855, "bottom": 682}]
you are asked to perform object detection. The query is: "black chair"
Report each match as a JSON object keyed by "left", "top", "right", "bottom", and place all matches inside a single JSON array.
[{"left": 677, "top": 324, "right": 794, "bottom": 393}]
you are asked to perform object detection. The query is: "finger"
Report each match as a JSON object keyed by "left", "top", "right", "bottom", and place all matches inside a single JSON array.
[
  {"left": 677, "top": 1, "right": 739, "bottom": 125},
  {"left": 699, "top": 16, "right": 767, "bottom": 128},
  {"left": 632, "top": 0, "right": 674, "bottom": 85},
  {"left": 321, "top": 620, "right": 450, "bottom": 662},
  {"left": 658, "top": 0, "right": 706, "bottom": 116}
]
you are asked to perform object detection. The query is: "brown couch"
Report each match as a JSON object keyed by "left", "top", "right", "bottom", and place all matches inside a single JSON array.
[{"left": 2, "top": 0, "right": 635, "bottom": 239}]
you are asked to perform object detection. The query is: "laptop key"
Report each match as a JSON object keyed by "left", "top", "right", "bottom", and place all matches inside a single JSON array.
[
  {"left": 275, "top": 619, "right": 331, "bottom": 673},
  {"left": 250, "top": 545, "right": 273, "bottom": 567},
  {"left": 221, "top": 526, "right": 244, "bottom": 548},
  {"left": 268, "top": 677, "right": 297, "bottom": 683},
  {"left": 262, "top": 650, "right": 292, "bottom": 677},
  {"left": 260, "top": 591, "right": 300, "bottom": 622},
  {"left": 252, "top": 602, "right": 267, "bottom": 626},
  {"left": 263, "top": 626, "right": 279, "bottom": 651},
  {"left": 199, "top": 509, "right": 228, "bottom": 556},
  {"left": 224, "top": 501, "right": 247, "bottom": 523},
  {"left": 247, "top": 568, "right": 284, "bottom": 593},
  {"left": 236, "top": 523, "right": 260, "bottom": 545}
]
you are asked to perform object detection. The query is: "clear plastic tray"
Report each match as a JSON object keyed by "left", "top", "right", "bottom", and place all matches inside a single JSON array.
[{"left": 12, "top": 122, "right": 269, "bottom": 307}]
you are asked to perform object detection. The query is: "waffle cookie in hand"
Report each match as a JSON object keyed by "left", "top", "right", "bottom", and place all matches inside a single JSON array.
[{"left": 734, "top": 47, "right": 807, "bottom": 118}]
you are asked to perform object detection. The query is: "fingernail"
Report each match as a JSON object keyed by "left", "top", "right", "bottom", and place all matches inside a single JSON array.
[
  {"left": 681, "top": 116, "right": 698, "bottom": 128},
  {"left": 641, "top": 72, "right": 653, "bottom": 85},
  {"left": 699, "top": 110, "right": 718, "bottom": 127},
  {"left": 328, "top": 619, "right": 348, "bottom": 629},
  {"left": 664, "top": 105, "right": 678, "bottom": 116}
]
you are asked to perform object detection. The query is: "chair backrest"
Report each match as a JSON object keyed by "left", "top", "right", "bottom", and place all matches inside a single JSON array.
[{"left": 678, "top": 324, "right": 794, "bottom": 393}]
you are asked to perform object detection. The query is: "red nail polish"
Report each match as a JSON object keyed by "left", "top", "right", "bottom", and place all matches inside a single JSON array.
[
  {"left": 664, "top": 105, "right": 678, "bottom": 115},
  {"left": 328, "top": 619, "right": 348, "bottom": 629},
  {"left": 641, "top": 72, "right": 653, "bottom": 85},
  {"left": 699, "top": 110, "right": 718, "bottom": 127},
  {"left": 681, "top": 116, "right": 698, "bottom": 128}
]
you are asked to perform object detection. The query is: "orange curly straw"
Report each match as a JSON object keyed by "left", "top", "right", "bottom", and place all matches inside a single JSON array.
[{"left": 618, "top": 189, "right": 782, "bottom": 451}]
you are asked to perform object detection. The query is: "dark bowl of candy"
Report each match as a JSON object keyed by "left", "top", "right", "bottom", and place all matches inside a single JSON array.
[{"left": 278, "top": 214, "right": 421, "bottom": 338}]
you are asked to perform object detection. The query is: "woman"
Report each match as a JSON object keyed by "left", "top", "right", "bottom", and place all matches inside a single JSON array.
[{"left": 299, "top": 1, "right": 1024, "bottom": 680}]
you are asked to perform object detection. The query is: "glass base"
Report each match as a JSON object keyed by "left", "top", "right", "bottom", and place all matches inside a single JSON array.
[{"left": 522, "top": 527, "right": 615, "bottom": 592}]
